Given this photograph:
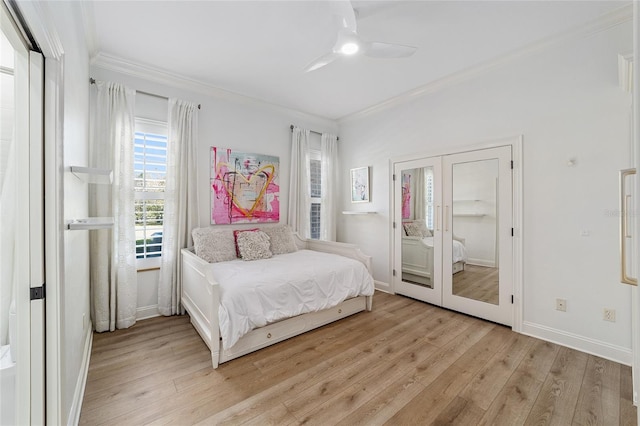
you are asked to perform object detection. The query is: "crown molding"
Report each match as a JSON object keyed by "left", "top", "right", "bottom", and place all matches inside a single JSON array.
[
  {"left": 338, "top": 3, "right": 633, "bottom": 124},
  {"left": 90, "top": 52, "right": 337, "bottom": 127}
]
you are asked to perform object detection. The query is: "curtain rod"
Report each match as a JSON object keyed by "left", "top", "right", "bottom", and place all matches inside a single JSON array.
[
  {"left": 90, "top": 78, "right": 201, "bottom": 110},
  {"left": 289, "top": 125, "right": 339, "bottom": 141}
]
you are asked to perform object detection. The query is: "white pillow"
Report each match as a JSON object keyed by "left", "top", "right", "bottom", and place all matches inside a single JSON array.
[
  {"left": 404, "top": 221, "right": 431, "bottom": 238},
  {"left": 192, "top": 228, "right": 237, "bottom": 263},
  {"left": 237, "top": 230, "right": 272, "bottom": 261},
  {"left": 262, "top": 225, "right": 298, "bottom": 255}
]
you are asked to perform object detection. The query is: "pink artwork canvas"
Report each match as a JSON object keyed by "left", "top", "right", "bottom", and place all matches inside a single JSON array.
[
  {"left": 210, "top": 147, "right": 280, "bottom": 224},
  {"left": 402, "top": 172, "right": 411, "bottom": 219}
]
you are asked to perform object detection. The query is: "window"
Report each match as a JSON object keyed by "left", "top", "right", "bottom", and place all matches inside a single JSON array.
[
  {"left": 309, "top": 150, "right": 322, "bottom": 240},
  {"left": 426, "top": 170, "right": 434, "bottom": 230},
  {"left": 134, "top": 119, "right": 167, "bottom": 264}
]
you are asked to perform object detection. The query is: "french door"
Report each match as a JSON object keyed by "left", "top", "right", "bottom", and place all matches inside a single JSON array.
[
  {"left": 1, "top": 3, "right": 45, "bottom": 424},
  {"left": 393, "top": 145, "right": 513, "bottom": 326}
]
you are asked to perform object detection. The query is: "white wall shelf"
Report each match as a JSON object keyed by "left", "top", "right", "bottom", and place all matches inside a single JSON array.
[
  {"left": 342, "top": 211, "right": 377, "bottom": 215},
  {"left": 67, "top": 217, "right": 114, "bottom": 230},
  {"left": 70, "top": 166, "right": 113, "bottom": 184}
]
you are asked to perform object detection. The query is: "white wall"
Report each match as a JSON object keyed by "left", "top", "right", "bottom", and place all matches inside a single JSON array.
[
  {"left": 91, "top": 62, "right": 337, "bottom": 315},
  {"left": 337, "top": 21, "right": 634, "bottom": 362}
]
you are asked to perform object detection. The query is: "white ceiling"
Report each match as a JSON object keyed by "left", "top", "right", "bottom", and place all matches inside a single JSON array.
[{"left": 85, "top": 1, "right": 627, "bottom": 120}]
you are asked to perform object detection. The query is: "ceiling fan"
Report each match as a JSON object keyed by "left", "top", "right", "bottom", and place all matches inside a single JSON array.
[{"left": 304, "top": 0, "right": 417, "bottom": 72}]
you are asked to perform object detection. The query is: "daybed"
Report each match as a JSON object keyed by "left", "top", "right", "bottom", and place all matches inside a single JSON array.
[
  {"left": 401, "top": 220, "right": 467, "bottom": 284},
  {"left": 181, "top": 225, "right": 374, "bottom": 369}
]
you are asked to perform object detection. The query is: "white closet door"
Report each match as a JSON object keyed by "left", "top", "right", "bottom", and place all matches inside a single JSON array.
[
  {"left": 0, "top": 4, "right": 45, "bottom": 424},
  {"left": 442, "top": 146, "right": 513, "bottom": 326},
  {"left": 393, "top": 157, "right": 443, "bottom": 305}
]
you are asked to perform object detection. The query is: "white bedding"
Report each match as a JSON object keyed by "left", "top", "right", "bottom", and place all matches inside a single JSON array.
[
  {"left": 213, "top": 249, "right": 374, "bottom": 349},
  {"left": 421, "top": 236, "right": 467, "bottom": 264}
]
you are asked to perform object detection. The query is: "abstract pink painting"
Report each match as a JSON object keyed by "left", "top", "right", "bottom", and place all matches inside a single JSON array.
[
  {"left": 402, "top": 172, "right": 411, "bottom": 219},
  {"left": 210, "top": 147, "right": 280, "bottom": 224}
]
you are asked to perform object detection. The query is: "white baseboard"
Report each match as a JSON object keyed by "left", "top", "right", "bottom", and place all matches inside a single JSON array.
[
  {"left": 467, "top": 258, "right": 496, "bottom": 268},
  {"left": 136, "top": 304, "right": 160, "bottom": 321},
  {"left": 67, "top": 324, "right": 93, "bottom": 426},
  {"left": 374, "top": 280, "right": 392, "bottom": 293},
  {"left": 521, "top": 321, "right": 632, "bottom": 366}
]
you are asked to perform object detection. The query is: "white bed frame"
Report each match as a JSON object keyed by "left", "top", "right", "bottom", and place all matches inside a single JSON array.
[
  {"left": 401, "top": 235, "right": 466, "bottom": 284},
  {"left": 181, "top": 233, "right": 374, "bottom": 369}
]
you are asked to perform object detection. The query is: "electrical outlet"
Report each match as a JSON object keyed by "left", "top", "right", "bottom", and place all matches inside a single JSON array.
[
  {"left": 603, "top": 308, "right": 616, "bottom": 322},
  {"left": 556, "top": 298, "right": 567, "bottom": 312}
]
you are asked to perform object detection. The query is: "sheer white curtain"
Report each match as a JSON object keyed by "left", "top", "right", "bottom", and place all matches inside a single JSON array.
[
  {"left": 158, "top": 99, "right": 200, "bottom": 316},
  {"left": 288, "top": 127, "right": 311, "bottom": 238},
  {"left": 320, "top": 133, "right": 338, "bottom": 241},
  {"left": 89, "top": 81, "right": 137, "bottom": 332}
]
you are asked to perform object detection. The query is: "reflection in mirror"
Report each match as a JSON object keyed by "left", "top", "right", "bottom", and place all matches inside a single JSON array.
[
  {"left": 400, "top": 166, "right": 435, "bottom": 289},
  {"left": 451, "top": 159, "right": 499, "bottom": 304}
]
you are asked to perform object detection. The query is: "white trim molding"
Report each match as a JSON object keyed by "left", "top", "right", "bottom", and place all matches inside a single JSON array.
[
  {"left": 67, "top": 326, "right": 93, "bottom": 426},
  {"left": 522, "top": 321, "right": 633, "bottom": 366},
  {"left": 91, "top": 52, "right": 337, "bottom": 126},
  {"left": 136, "top": 305, "right": 160, "bottom": 321},
  {"left": 374, "top": 280, "right": 391, "bottom": 293},
  {"left": 339, "top": 4, "right": 633, "bottom": 123}
]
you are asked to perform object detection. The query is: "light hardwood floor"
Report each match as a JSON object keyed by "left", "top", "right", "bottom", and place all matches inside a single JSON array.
[
  {"left": 452, "top": 264, "right": 499, "bottom": 305},
  {"left": 80, "top": 292, "right": 637, "bottom": 425}
]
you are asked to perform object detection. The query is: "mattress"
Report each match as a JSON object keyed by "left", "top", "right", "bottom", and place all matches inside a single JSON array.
[{"left": 212, "top": 249, "right": 374, "bottom": 349}]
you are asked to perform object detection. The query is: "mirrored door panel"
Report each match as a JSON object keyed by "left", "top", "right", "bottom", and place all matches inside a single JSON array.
[
  {"left": 394, "top": 157, "right": 443, "bottom": 305},
  {"left": 442, "top": 146, "right": 512, "bottom": 326},
  {"left": 451, "top": 158, "right": 499, "bottom": 305}
]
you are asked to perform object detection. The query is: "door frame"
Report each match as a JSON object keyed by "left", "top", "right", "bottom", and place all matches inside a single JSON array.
[
  {"left": 389, "top": 135, "right": 523, "bottom": 331},
  {"left": 13, "top": 1, "right": 66, "bottom": 423}
]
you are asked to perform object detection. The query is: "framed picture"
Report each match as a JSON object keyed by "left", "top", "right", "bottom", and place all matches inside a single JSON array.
[{"left": 350, "top": 166, "right": 370, "bottom": 203}]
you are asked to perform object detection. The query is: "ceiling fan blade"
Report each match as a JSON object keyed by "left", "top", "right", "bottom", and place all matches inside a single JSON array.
[
  {"left": 364, "top": 41, "right": 417, "bottom": 59},
  {"left": 303, "top": 51, "right": 341, "bottom": 72},
  {"left": 328, "top": 0, "right": 357, "bottom": 33}
]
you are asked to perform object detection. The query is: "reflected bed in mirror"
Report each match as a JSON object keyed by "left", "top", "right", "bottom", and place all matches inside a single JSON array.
[{"left": 401, "top": 219, "right": 467, "bottom": 288}]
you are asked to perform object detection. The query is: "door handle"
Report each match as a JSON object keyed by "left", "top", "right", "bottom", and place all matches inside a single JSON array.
[
  {"left": 445, "top": 205, "right": 449, "bottom": 232},
  {"left": 619, "top": 168, "right": 637, "bottom": 285}
]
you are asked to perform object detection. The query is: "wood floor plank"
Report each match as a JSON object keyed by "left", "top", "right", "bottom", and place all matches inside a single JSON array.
[
  {"left": 459, "top": 332, "right": 534, "bottom": 409},
  {"left": 79, "top": 292, "right": 636, "bottom": 426},
  {"left": 478, "top": 369, "right": 544, "bottom": 425},
  {"left": 524, "top": 347, "right": 589, "bottom": 426},
  {"left": 432, "top": 396, "right": 486, "bottom": 425},
  {"left": 385, "top": 326, "right": 515, "bottom": 425},
  {"left": 620, "top": 365, "right": 637, "bottom": 426},
  {"left": 572, "top": 356, "right": 621, "bottom": 426},
  {"left": 476, "top": 338, "right": 561, "bottom": 426}
]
